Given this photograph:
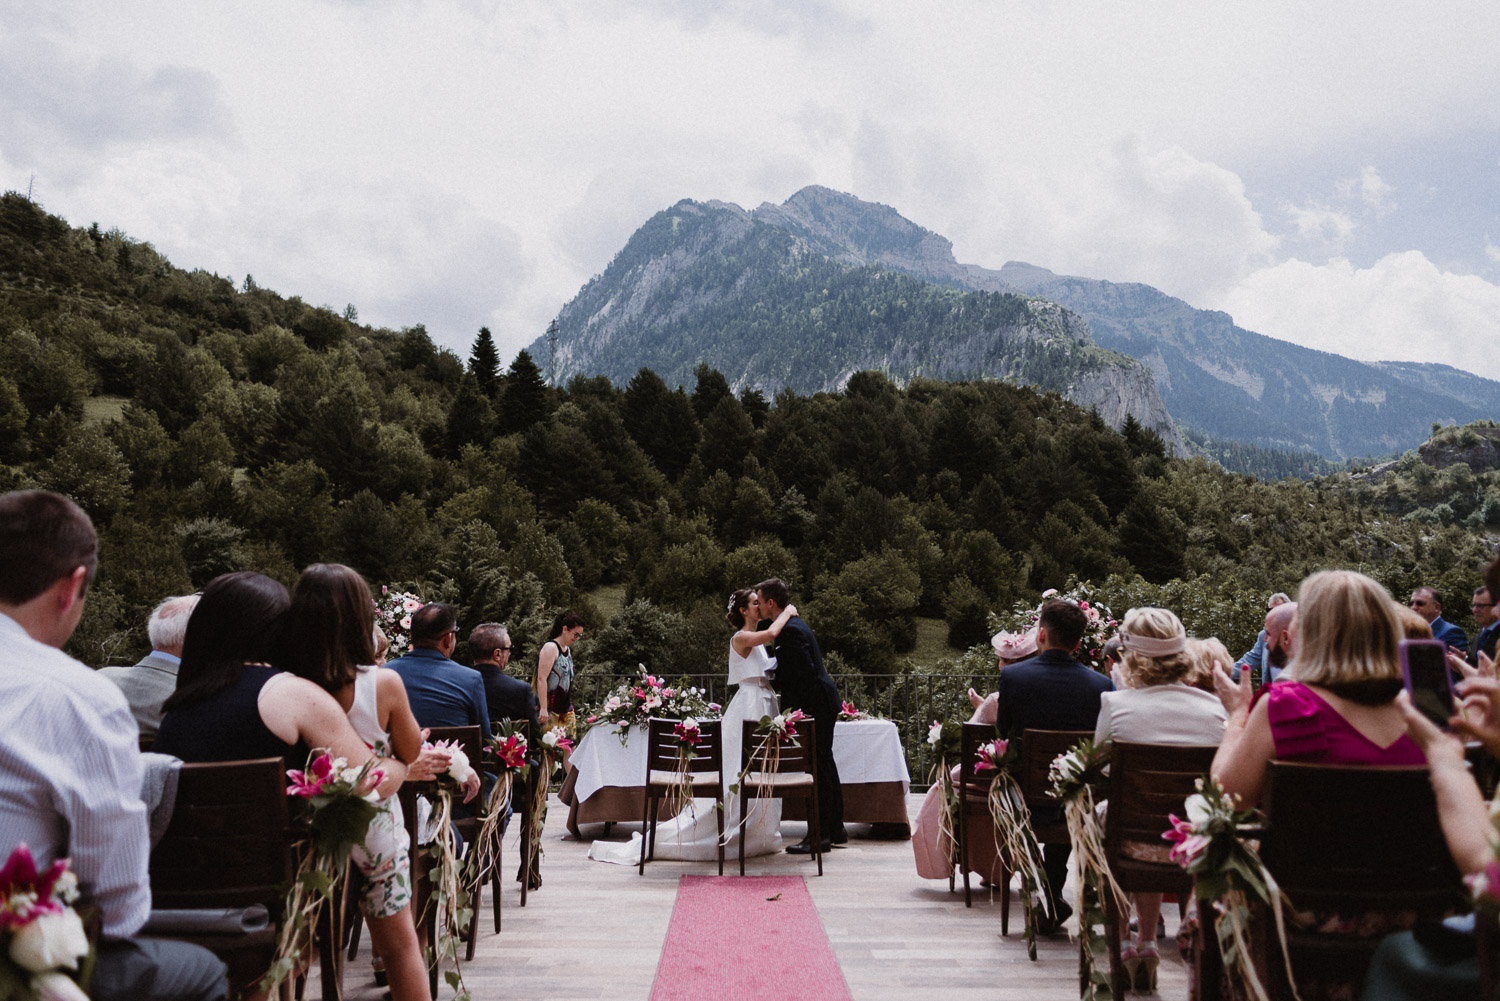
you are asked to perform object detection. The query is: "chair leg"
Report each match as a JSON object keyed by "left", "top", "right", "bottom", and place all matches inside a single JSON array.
[
  {"left": 492, "top": 836, "right": 502, "bottom": 934},
  {"left": 345, "top": 907, "right": 363, "bottom": 960},
  {"left": 519, "top": 800, "right": 531, "bottom": 908},
  {"left": 639, "top": 785, "right": 652, "bottom": 875},
  {"left": 738, "top": 789, "right": 748, "bottom": 876},
  {"left": 316, "top": 885, "right": 344, "bottom": 1001},
  {"left": 959, "top": 799, "right": 973, "bottom": 908},
  {"left": 464, "top": 866, "right": 480, "bottom": 961},
  {"left": 1104, "top": 882, "right": 1126, "bottom": 999},
  {"left": 999, "top": 862, "right": 1011, "bottom": 936},
  {"left": 648, "top": 796, "right": 661, "bottom": 862},
  {"left": 716, "top": 793, "right": 725, "bottom": 877},
  {"left": 810, "top": 786, "right": 822, "bottom": 878}
]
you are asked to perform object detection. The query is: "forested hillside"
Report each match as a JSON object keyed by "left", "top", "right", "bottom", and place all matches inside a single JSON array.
[{"left": 2, "top": 192, "right": 1495, "bottom": 688}]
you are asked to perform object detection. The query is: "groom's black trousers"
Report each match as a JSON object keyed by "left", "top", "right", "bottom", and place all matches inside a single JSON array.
[{"left": 813, "top": 711, "right": 845, "bottom": 841}]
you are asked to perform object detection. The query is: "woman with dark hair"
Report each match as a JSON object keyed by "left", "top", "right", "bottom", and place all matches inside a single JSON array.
[
  {"left": 280, "top": 563, "right": 458, "bottom": 1001},
  {"left": 535, "top": 610, "right": 585, "bottom": 742},
  {"left": 156, "top": 572, "right": 404, "bottom": 788},
  {"left": 590, "top": 587, "right": 797, "bottom": 865}
]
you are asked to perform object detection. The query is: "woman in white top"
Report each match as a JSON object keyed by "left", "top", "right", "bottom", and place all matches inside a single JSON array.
[
  {"left": 283, "top": 564, "right": 473, "bottom": 1001},
  {"left": 590, "top": 589, "right": 797, "bottom": 864},
  {"left": 1094, "top": 607, "right": 1228, "bottom": 991}
]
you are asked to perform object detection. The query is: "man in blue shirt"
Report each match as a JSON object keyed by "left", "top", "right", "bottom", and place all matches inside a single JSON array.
[
  {"left": 388, "top": 603, "right": 490, "bottom": 730},
  {"left": 1409, "top": 587, "right": 1469, "bottom": 654}
]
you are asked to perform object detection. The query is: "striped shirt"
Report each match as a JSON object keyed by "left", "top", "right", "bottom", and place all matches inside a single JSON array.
[{"left": 0, "top": 612, "right": 151, "bottom": 937}]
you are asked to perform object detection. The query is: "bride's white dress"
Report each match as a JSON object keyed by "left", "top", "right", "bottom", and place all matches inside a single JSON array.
[{"left": 589, "top": 642, "right": 783, "bottom": 864}]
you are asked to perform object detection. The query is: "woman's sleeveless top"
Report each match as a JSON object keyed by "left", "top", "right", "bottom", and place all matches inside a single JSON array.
[
  {"left": 544, "top": 641, "right": 575, "bottom": 715},
  {"left": 1265, "top": 681, "right": 1424, "bottom": 766},
  {"left": 728, "top": 642, "right": 773, "bottom": 688},
  {"left": 348, "top": 664, "right": 390, "bottom": 752},
  {"left": 155, "top": 664, "right": 310, "bottom": 768}
]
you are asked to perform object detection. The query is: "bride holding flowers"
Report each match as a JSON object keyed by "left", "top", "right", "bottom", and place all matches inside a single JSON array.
[{"left": 590, "top": 588, "right": 797, "bottom": 863}]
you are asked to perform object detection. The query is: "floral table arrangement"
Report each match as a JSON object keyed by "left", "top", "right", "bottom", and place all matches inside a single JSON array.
[
  {"left": 1002, "top": 585, "right": 1119, "bottom": 672},
  {"left": 373, "top": 586, "right": 424, "bottom": 659},
  {"left": 0, "top": 844, "right": 92, "bottom": 1001},
  {"left": 584, "top": 666, "right": 721, "bottom": 745}
]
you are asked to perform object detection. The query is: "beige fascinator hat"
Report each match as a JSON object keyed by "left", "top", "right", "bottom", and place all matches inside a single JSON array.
[{"left": 991, "top": 628, "right": 1039, "bottom": 661}]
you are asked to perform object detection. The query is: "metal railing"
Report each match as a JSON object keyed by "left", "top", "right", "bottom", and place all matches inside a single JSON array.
[{"left": 569, "top": 671, "right": 1005, "bottom": 790}]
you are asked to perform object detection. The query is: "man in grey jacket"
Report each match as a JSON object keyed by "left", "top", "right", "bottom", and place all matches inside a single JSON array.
[{"left": 100, "top": 593, "right": 199, "bottom": 738}]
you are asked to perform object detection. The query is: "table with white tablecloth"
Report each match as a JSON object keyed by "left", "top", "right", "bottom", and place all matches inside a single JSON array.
[{"left": 558, "top": 717, "right": 911, "bottom": 837}]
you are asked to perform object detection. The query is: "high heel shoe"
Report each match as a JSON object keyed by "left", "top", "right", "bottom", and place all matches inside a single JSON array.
[
  {"left": 1120, "top": 944, "right": 1140, "bottom": 989},
  {"left": 1132, "top": 942, "right": 1159, "bottom": 992}
]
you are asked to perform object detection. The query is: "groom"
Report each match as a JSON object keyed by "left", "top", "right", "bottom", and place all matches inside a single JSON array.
[{"left": 756, "top": 578, "right": 846, "bottom": 853}]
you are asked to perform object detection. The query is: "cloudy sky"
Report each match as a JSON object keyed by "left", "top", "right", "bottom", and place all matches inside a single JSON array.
[{"left": 5, "top": 0, "right": 1499, "bottom": 379}]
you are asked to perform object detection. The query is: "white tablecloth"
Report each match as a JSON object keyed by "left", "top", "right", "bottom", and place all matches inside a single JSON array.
[{"left": 568, "top": 718, "right": 910, "bottom": 804}]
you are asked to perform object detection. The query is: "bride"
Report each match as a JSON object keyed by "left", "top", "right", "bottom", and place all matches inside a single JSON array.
[{"left": 589, "top": 588, "right": 794, "bottom": 864}]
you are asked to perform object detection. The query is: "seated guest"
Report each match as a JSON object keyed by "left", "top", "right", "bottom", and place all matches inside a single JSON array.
[
  {"left": 0, "top": 490, "right": 227, "bottom": 1001},
  {"left": 281, "top": 564, "right": 467, "bottom": 1001},
  {"left": 468, "top": 622, "right": 540, "bottom": 738},
  {"left": 1469, "top": 585, "right": 1499, "bottom": 668},
  {"left": 1409, "top": 586, "right": 1468, "bottom": 654},
  {"left": 1097, "top": 608, "right": 1229, "bottom": 991},
  {"left": 1213, "top": 569, "right": 1424, "bottom": 806},
  {"left": 911, "top": 688, "right": 1001, "bottom": 881},
  {"left": 1185, "top": 636, "right": 1235, "bottom": 693},
  {"left": 100, "top": 592, "right": 199, "bottom": 738},
  {"left": 992, "top": 627, "right": 1039, "bottom": 670},
  {"left": 387, "top": 603, "right": 489, "bottom": 730},
  {"left": 996, "top": 599, "right": 1113, "bottom": 930}
]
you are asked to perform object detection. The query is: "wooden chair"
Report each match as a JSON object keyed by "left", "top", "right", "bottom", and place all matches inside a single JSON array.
[
  {"left": 484, "top": 718, "right": 531, "bottom": 934},
  {"left": 638, "top": 717, "right": 725, "bottom": 875},
  {"left": 956, "top": 721, "right": 999, "bottom": 911},
  {"left": 1016, "top": 729, "right": 1096, "bottom": 933},
  {"left": 1102, "top": 741, "right": 1220, "bottom": 999},
  {"left": 739, "top": 716, "right": 822, "bottom": 877},
  {"left": 426, "top": 724, "right": 487, "bottom": 961},
  {"left": 148, "top": 757, "right": 301, "bottom": 1001},
  {"left": 1207, "top": 762, "right": 1465, "bottom": 1001}
]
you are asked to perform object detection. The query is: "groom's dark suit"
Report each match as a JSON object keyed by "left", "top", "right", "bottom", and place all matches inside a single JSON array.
[{"left": 768, "top": 615, "right": 845, "bottom": 844}]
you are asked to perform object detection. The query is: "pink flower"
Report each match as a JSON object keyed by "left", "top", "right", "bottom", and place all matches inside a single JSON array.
[
  {"left": 1079, "top": 601, "right": 1090, "bottom": 611},
  {"left": 708, "top": 703, "right": 722, "bottom": 713},
  {"left": 286, "top": 754, "right": 336, "bottom": 798},
  {"left": 400, "top": 616, "right": 412, "bottom": 630},
  {"left": 0, "top": 845, "right": 69, "bottom": 929},
  {"left": 586, "top": 715, "right": 598, "bottom": 724},
  {"left": 662, "top": 688, "right": 675, "bottom": 697}
]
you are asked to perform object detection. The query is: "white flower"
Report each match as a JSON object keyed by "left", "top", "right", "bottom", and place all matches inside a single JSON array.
[
  {"left": 446, "top": 745, "right": 475, "bottom": 784},
  {"left": 541, "top": 729, "right": 563, "bottom": 748},
  {"left": 31, "top": 971, "right": 90, "bottom": 1001},
  {"left": 1041, "top": 588, "right": 1059, "bottom": 598},
  {"left": 926, "top": 721, "right": 943, "bottom": 746},
  {"left": 10, "top": 910, "right": 89, "bottom": 972},
  {"left": 1184, "top": 793, "right": 1211, "bottom": 826}
]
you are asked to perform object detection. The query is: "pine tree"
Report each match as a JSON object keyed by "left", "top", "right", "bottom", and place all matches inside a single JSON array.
[
  {"left": 496, "top": 349, "right": 550, "bottom": 435},
  {"left": 469, "top": 326, "right": 500, "bottom": 398}
]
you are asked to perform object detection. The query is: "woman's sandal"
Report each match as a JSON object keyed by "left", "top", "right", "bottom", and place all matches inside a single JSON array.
[
  {"left": 1120, "top": 944, "right": 1140, "bottom": 989},
  {"left": 1132, "top": 942, "right": 1159, "bottom": 992}
]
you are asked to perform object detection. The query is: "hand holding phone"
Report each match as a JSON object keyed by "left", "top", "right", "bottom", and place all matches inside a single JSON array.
[{"left": 1401, "top": 638, "right": 1456, "bottom": 729}]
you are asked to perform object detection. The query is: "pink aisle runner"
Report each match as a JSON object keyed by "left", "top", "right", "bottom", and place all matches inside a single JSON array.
[{"left": 649, "top": 875, "right": 854, "bottom": 1001}]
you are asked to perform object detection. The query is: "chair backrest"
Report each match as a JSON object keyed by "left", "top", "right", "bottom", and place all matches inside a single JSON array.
[
  {"left": 645, "top": 718, "right": 723, "bottom": 776},
  {"left": 740, "top": 717, "right": 817, "bottom": 775},
  {"left": 1104, "top": 741, "right": 1220, "bottom": 853},
  {"left": 1018, "top": 729, "right": 1095, "bottom": 809},
  {"left": 150, "top": 757, "right": 291, "bottom": 909},
  {"left": 1261, "top": 762, "right": 1461, "bottom": 914},
  {"left": 426, "top": 724, "right": 484, "bottom": 771},
  {"left": 958, "top": 722, "right": 997, "bottom": 797}
]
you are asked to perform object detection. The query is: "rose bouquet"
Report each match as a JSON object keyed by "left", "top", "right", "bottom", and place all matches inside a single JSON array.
[
  {"left": 261, "top": 751, "right": 385, "bottom": 995},
  {"left": 0, "top": 844, "right": 92, "bottom": 1001},
  {"left": 373, "top": 586, "right": 424, "bottom": 659},
  {"left": 585, "top": 667, "right": 720, "bottom": 745},
  {"left": 999, "top": 585, "right": 1119, "bottom": 672}
]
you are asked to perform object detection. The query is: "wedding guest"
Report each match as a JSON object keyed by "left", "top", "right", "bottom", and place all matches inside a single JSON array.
[
  {"left": 0, "top": 490, "right": 228, "bottom": 1001},
  {"left": 374, "top": 624, "right": 391, "bottom": 666},
  {"left": 469, "top": 622, "right": 540, "bottom": 738},
  {"left": 1212, "top": 570, "right": 1423, "bottom": 808},
  {"left": 99, "top": 592, "right": 199, "bottom": 738},
  {"left": 1469, "top": 586, "right": 1499, "bottom": 668},
  {"left": 1185, "top": 636, "right": 1234, "bottom": 693},
  {"left": 995, "top": 599, "right": 1113, "bottom": 930},
  {"left": 535, "top": 610, "right": 584, "bottom": 746},
  {"left": 388, "top": 603, "right": 490, "bottom": 730},
  {"left": 1097, "top": 607, "right": 1228, "bottom": 991},
  {"left": 1233, "top": 592, "right": 1290, "bottom": 681},
  {"left": 991, "top": 627, "right": 1038, "bottom": 669},
  {"left": 1409, "top": 586, "right": 1468, "bottom": 654},
  {"left": 281, "top": 564, "right": 466, "bottom": 1001},
  {"left": 911, "top": 688, "right": 1002, "bottom": 881}
]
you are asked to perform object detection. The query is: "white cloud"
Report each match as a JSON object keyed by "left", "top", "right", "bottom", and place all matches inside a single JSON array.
[
  {"left": 1352, "top": 165, "right": 1396, "bottom": 216},
  {"left": 1486, "top": 239, "right": 1500, "bottom": 266},
  {"left": 1216, "top": 252, "right": 1500, "bottom": 380},
  {"left": 1282, "top": 200, "right": 1357, "bottom": 253}
]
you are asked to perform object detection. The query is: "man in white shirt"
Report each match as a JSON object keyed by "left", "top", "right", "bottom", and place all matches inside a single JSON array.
[
  {"left": 100, "top": 592, "right": 199, "bottom": 738},
  {"left": 0, "top": 490, "right": 226, "bottom": 1001}
]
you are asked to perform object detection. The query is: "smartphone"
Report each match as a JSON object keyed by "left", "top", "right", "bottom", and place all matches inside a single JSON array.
[{"left": 1401, "top": 638, "right": 1456, "bottom": 729}]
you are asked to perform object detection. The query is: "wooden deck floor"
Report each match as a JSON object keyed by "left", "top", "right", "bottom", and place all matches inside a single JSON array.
[{"left": 320, "top": 794, "right": 1188, "bottom": 1000}]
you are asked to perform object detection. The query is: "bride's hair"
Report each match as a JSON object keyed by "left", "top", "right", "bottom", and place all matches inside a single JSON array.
[{"left": 725, "top": 588, "right": 753, "bottom": 629}]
